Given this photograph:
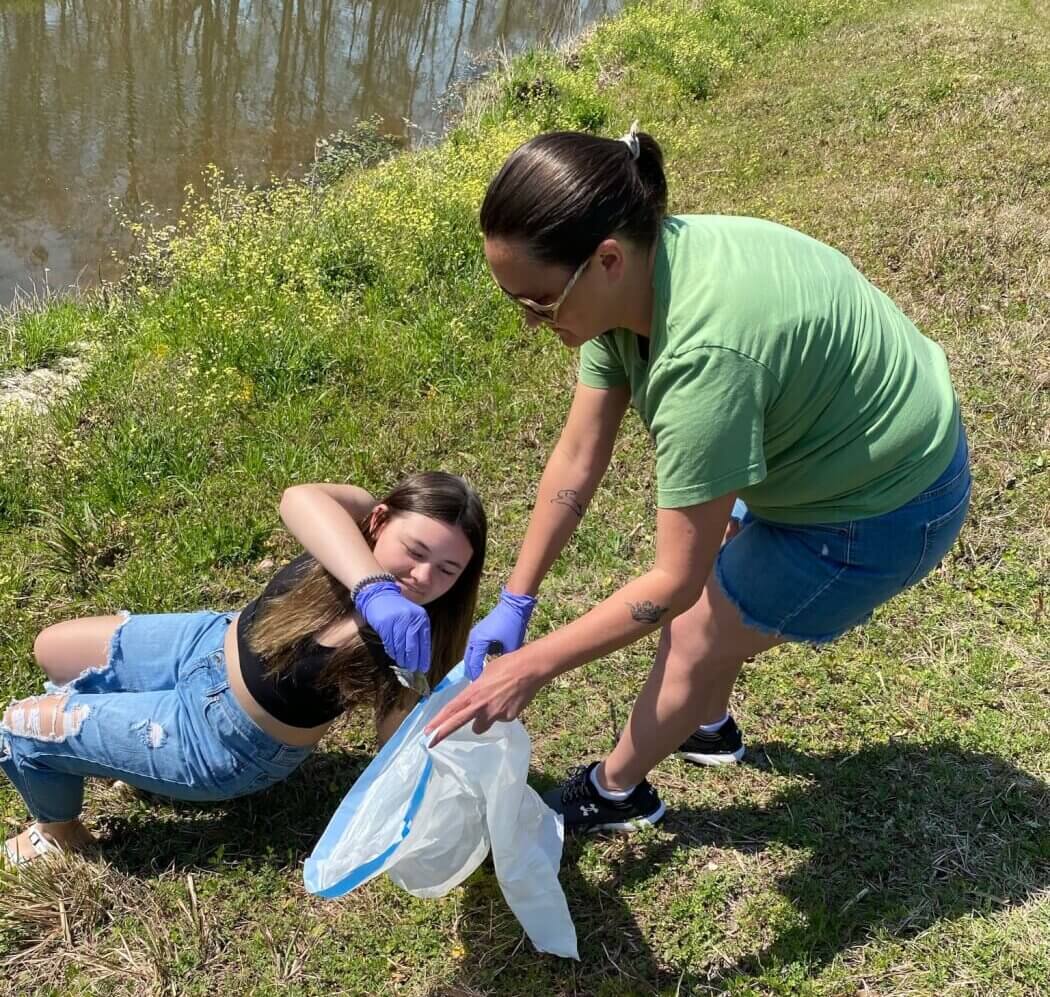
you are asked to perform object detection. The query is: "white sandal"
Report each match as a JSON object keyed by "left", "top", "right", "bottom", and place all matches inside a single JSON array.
[{"left": 3, "top": 824, "right": 58, "bottom": 866}]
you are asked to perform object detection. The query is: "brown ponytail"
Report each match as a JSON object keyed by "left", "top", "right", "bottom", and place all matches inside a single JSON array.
[{"left": 480, "top": 129, "right": 668, "bottom": 267}]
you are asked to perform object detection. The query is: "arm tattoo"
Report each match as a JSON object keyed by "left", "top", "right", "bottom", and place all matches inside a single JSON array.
[
  {"left": 628, "top": 600, "right": 668, "bottom": 624},
  {"left": 551, "top": 488, "right": 584, "bottom": 518}
]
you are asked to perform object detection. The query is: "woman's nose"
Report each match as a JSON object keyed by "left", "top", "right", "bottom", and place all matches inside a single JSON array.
[{"left": 412, "top": 563, "right": 433, "bottom": 588}]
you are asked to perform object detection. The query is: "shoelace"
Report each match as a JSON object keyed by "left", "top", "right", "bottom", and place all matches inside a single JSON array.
[{"left": 561, "top": 765, "right": 597, "bottom": 804}]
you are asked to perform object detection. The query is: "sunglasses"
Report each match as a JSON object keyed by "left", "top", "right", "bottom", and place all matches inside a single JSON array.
[{"left": 499, "top": 256, "right": 590, "bottom": 324}]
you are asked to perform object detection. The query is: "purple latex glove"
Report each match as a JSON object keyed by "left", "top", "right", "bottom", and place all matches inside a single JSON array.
[
  {"left": 463, "top": 587, "right": 538, "bottom": 681},
  {"left": 354, "top": 580, "right": 431, "bottom": 673}
]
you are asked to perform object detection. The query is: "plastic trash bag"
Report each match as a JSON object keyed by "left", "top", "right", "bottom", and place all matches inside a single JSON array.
[{"left": 304, "top": 663, "right": 579, "bottom": 959}]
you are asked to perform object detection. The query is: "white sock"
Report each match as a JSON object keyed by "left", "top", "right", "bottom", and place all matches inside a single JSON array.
[
  {"left": 697, "top": 713, "right": 729, "bottom": 734},
  {"left": 590, "top": 766, "right": 635, "bottom": 800}
]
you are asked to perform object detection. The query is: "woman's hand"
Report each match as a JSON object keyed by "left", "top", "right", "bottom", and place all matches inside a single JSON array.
[
  {"left": 354, "top": 580, "right": 431, "bottom": 673},
  {"left": 463, "top": 588, "right": 537, "bottom": 680},
  {"left": 424, "top": 649, "right": 544, "bottom": 746}
]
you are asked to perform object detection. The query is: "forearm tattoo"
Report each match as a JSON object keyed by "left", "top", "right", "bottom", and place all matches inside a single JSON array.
[
  {"left": 551, "top": 488, "right": 584, "bottom": 518},
  {"left": 628, "top": 600, "right": 668, "bottom": 624}
]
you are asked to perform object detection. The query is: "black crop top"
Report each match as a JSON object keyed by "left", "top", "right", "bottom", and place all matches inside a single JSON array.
[{"left": 236, "top": 554, "right": 397, "bottom": 728}]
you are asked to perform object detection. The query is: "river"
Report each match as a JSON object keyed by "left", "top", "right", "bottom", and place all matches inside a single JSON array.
[{"left": 0, "top": 0, "right": 618, "bottom": 304}]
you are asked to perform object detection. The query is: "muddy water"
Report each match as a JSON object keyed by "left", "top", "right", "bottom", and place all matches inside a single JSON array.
[{"left": 0, "top": 0, "right": 618, "bottom": 304}]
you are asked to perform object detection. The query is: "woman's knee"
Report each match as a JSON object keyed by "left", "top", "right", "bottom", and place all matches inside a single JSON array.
[
  {"left": 33, "top": 625, "right": 63, "bottom": 675},
  {"left": 33, "top": 617, "right": 125, "bottom": 684},
  {"left": 3, "top": 693, "right": 89, "bottom": 741},
  {"left": 664, "top": 578, "right": 782, "bottom": 670}
]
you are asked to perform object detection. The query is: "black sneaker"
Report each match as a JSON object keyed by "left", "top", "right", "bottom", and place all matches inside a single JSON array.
[
  {"left": 676, "top": 715, "right": 746, "bottom": 766},
  {"left": 542, "top": 762, "right": 665, "bottom": 834}
]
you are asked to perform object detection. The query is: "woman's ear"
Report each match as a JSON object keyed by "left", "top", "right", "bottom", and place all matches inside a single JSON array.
[
  {"left": 596, "top": 237, "right": 627, "bottom": 282},
  {"left": 368, "top": 503, "right": 390, "bottom": 537}
]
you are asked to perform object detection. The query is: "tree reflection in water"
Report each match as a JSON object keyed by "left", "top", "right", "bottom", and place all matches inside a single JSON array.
[{"left": 0, "top": 0, "right": 618, "bottom": 302}]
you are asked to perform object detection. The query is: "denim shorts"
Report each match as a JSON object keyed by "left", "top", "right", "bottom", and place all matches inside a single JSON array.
[
  {"left": 717, "top": 422, "right": 972, "bottom": 644},
  {"left": 0, "top": 610, "right": 313, "bottom": 823}
]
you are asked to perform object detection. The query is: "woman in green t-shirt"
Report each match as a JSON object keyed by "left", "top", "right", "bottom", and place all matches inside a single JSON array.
[{"left": 426, "top": 125, "right": 971, "bottom": 833}]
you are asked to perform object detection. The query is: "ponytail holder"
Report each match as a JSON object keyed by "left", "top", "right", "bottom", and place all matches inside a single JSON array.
[{"left": 619, "top": 119, "right": 641, "bottom": 161}]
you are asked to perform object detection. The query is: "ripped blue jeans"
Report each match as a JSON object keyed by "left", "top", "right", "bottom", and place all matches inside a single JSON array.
[{"left": 0, "top": 611, "right": 312, "bottom": 823}]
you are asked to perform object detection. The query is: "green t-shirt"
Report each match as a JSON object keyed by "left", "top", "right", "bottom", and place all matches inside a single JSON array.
[{"left": 578, "top": 215, "right": 959, "bottom": 523}]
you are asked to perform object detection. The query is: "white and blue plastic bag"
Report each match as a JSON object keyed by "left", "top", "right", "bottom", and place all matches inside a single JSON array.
[{"left": 304, "top": 663, "right": 578, "bottom": 959}]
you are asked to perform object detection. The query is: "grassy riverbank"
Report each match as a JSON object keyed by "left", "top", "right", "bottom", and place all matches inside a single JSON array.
[{"left": 1, "top": 0, "right": 1047, "bottom": 993}]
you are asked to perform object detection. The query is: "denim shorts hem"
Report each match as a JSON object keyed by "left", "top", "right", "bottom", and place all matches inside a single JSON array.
[{"left": 713, "top": 558, "right": 862, "bottom": 646}]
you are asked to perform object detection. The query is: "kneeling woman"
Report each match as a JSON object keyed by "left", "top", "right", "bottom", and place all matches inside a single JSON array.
[{"left": 2, "top": 472, "right": 486, "bottom": 864}]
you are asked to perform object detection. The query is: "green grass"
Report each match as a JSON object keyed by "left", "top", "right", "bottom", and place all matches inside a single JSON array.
[
  {"left": 1, "top": 0, "right": 1047, "bottom": 993},
  {"left": 0, "top": 300, "right": 92, "bottom": 376}
]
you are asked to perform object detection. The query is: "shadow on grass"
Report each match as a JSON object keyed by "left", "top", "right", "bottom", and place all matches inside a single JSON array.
[
  {"left": 98, "top": 748, "right": 374, "bottom": 876},
  {"left": 442, "top": 740, "right": 1049, "bottom": 995},
  {"left": 81, "top": 740, "right": 1048, "bottom": 994}
]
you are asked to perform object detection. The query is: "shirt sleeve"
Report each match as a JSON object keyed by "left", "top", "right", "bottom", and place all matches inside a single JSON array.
[
  {"left": 650, "top": 347, "right": 778, "bottom": 508},
  {"left": 578, "top": 333, "right": 629, "bottom": 388}
]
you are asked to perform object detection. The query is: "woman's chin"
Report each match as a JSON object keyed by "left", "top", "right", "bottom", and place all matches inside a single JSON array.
[{"left": 398, "top": 584, "right": 426, "bottom": 604}]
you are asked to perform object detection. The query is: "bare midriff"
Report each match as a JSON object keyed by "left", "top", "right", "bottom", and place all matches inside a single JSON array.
[{"left": 222, "top": 615, "right": 335, "bottom": 749}]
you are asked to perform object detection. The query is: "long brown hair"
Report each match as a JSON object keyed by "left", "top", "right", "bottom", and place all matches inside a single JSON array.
[{"left": 247, "top": 472, "right": 487, "bottom": 719}]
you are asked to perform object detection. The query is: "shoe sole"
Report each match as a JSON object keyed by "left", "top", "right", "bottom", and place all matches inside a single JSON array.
[
  {"left": 578, "top": 801, "right": 667, "bottom": 834},
  {"left": 676, "top": 746, "right": 745, "bottom": 766}
]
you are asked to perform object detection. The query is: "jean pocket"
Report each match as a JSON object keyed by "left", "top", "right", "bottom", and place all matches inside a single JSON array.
[
  {"left": 271, "top": 744, "right": 312, "bottom": 766},
  {"left": 204, "top": 679, "right": 230, "bottom": 699},
  {"left": 902, "top": 483, "right": 972, "bottom": 589},
  {"left": 771, "top": 520, "right": 853, "bottom": 565},
  {"left": 200, "top": 694, "right": 246, "bottom": 771},
  {"left": 237, "top": 747, "right": 310, "bottom": 796}
]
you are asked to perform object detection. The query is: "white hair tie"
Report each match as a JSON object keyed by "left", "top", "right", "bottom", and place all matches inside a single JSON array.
[{"left": 619, "top": 119, "right": 641, "bottom": 160}]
